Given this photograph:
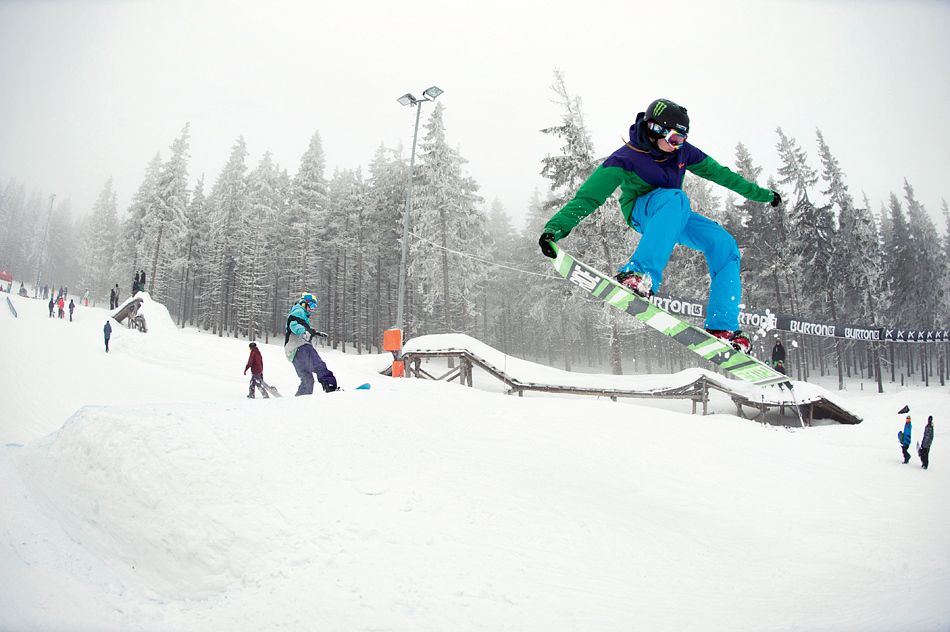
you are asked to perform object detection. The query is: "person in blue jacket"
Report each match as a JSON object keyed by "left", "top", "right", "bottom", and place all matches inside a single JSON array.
[
  {"left": 898, "top": 415, "right": 912, "bottom": 464},
  {"left": 103, "top": 320, "right": 112, "bottom": 353},
  {"left": 539, "top": 98, "right": 781, "bottom": 354},
  {"left": 284, "top": 292, "right": 338, "bottom": 396}
]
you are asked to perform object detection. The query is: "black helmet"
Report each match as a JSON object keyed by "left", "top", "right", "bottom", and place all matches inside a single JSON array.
[{"left": 645, "top": 98, "right": 689, "bottom": 135}]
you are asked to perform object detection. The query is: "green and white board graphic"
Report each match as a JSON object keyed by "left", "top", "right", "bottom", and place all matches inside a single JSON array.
[{"left": 551, "top": 244, "right": 792, "bottom": 389}]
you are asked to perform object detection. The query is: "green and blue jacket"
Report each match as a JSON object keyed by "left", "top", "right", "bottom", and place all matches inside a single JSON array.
[{"left": 543, "top": 113, "right": 774, "bottom": 240}]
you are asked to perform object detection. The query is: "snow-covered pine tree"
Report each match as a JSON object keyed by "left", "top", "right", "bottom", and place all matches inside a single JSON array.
[
  {"left": 78, "top": 178, "right": 118, "bottom": 305},
  {"left": 483, "top": 197, "right": 518, "bottom": 350},
  {"left": 263, "top": 168, "right": 293, "bottom": 338},
  {"left": 365, "top": 143, "right": 409, "bottom": 336},
  {"left": 816, "top": 130, "right": 879, "bottom": 324},
  {"left": 46, "top": 198, "right": 80, "bottom": 293},
  {"left": 941, "top": 199, "right": 950, "bottom": 325},
  {"left": 882, "top": 193, "right": 916, "bottom": 326},
  {"left": 324, "top": 167, "right": 368, "bottom": 351},
  {"left": 178, "top": 176, "right": 209, "bottom": 327},
  {"left": 776, "top": 128, "right": 834, "bottom": 317},
  {"left": 902, "top": 180, "right": 943, "bottom": 329},
  {"left": 235, "top": 152, "right": 281, "bottom": 341},
  {"left": 288, "top": 132, "right": 329, "bottom": 310},
  {"left": 114, "top": 153, "right": 162, "bottom": 293},
  {"left": 205, "top": 137, "right": 249, "bottom": 336},
  {"left": 0, "top": 179, "right": 29, "bottom": 278},
  {"left": 411, "top": 101, "right": 486, "bottom": 335},
  {"left": 143, "top": 124, "right": 190, "bottom": 303}
]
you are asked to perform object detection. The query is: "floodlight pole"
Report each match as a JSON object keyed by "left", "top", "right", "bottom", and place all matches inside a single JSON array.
[{"left": 395, "top": 87, "right": 442, "bottom": 334}]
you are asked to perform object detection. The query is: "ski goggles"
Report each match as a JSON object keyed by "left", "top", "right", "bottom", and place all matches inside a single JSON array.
[{"left": 647, "top": 121, "right": 687, "bottom": 147}]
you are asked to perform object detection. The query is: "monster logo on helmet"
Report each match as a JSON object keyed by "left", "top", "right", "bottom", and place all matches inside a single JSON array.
[{"left": 646, "top": 98, "right": 690, "bottom": 135}]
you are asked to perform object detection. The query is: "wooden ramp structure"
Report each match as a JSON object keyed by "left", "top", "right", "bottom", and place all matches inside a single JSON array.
[{"left": 401, "top": 334, "right": 862, "bottom": 426}]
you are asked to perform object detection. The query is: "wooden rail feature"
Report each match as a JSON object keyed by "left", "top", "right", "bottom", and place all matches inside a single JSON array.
[
  {"left": 403, "top": 350, "right": 732, "bottom": 416},
  {"left": 399, "top": 338, "right": 862, "bottom": 425}
]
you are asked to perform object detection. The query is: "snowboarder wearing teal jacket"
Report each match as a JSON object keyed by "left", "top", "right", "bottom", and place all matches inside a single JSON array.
[
  {"left": 538, "top": 98, "right": 781, "bottom": 354},
  {"left": 898, "top": 415, "right": 912, "bottom": 464},
  {"left": 284, "top": 292, "right": 338, "bottom": 396}
]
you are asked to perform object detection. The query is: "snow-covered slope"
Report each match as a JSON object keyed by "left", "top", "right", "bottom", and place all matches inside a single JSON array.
[{"left": 1, "top": 293, "right": 948, "bottom": 631}]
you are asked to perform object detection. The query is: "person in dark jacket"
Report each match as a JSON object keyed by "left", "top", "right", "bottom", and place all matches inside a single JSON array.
[
  {"left": 133, "top": 272, "right": 140, "bottom": 294},
  {"left": 110, "top": 286, "right": 116, "bottom": 309},
  {"left": 139, "top": 269, "right": 146, "bottom": 293},
  {"left": 538, "top": 98, "right": 781, "bottom": 354},
  {"left": 771, "top": 339, "right": 787, "bottom": 374},
  {"left": 103, "top": 320, "right": 112, "bottom": 353},
  {"left": 919, "top": 416, "right": 934, "bottom": 469},
  {"left": 898, "top": 415, "right": 913, "bottom": 464},
  {"left": 284, "top": 292, "right": 338, "bottom": 396},
  {"left": 68, "top": 299, "right": 75, "bottom": 321},
  {"left": 244, "top": 342, "right": 269, "bottom": 399},
  {"left": 48, "top": 296, "right": 54, "bottom": 318}
]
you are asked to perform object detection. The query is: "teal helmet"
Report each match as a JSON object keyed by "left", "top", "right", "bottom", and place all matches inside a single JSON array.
[{"left": 300, "top": 292, "right": 318, "bottom": 310}]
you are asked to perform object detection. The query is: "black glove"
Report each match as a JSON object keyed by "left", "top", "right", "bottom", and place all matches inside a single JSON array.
[
  {"left": 308, "top": 330, "right": 328, "bottom": 342},
  {"left": 770, "top": 191, "right": 782, "bottom": 208},
  {"left": 538, "top": 232, "right": 557, "bottom": 259},
  {"left": 322, "top": 382, "right": 339, "bottom": 393}
]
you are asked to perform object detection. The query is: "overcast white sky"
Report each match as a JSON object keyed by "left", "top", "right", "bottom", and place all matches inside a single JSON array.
[{"left": 1, "top": 0, "right": 948, "bottom": 231}]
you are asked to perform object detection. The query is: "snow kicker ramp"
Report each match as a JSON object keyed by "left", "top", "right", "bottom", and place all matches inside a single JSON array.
[{"left": 402, "top": 334, "right": 861, "bottom": 425}]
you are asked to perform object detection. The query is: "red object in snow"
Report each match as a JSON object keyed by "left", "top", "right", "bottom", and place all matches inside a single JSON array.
[{"left": 0, "top": 269, "right": 12, "bottom": 283}]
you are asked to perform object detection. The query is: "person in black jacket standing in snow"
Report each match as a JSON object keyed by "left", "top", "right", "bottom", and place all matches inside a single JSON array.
[
  {"left": 919, "top": 416, "right": 934, "bottom": 469},
  {"left": 771, "top": 338, "right": 787, "bottom": 375}
]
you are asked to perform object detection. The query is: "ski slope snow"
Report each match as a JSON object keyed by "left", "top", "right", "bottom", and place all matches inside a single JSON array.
[{"left": 1, "top": 292, "right": 948, "bottom": 631}]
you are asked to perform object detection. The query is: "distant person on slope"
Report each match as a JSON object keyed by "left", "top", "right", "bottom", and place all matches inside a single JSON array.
[
  {"left": 68, "top": 298, "right": 75, "bottom": 321},
  {"left": 771, "top": 338, "right": 787, "bottom": 375},
  {"left": 284, "top": 293, "right": 338, "bottom": 396},
  {"left": 103, "top": 320, "right": 112, "bottom": 353},
  {"left": 48, "top": 296, "right": 54, "bottom": 318},
  {"left": 898, "top": 415, "right": 913, "bottom": 464},
  {"left": 244, "top": 342, "right": 269, "bottom": 399},
  {"left": 918, "top": 416, "right": 934, "bottom": 470},
  {"left": 538, "top": 98, "right": 781, "bottom": 354}
]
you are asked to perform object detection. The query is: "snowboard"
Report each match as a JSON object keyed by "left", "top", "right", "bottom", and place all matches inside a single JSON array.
[
  {"left": 550, "top": 244, "right": 792, "bottom": 389},
  {"left": 261, "top": 380, "right": 282, "bottom": 398}
]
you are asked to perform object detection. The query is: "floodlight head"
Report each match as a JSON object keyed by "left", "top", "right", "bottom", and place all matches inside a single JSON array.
[
  {"left": 397, "top": 93, "right": 415, "bottom": 106},
  {"left": 423, "top": 86, "right": 444, "bottom": 100}
]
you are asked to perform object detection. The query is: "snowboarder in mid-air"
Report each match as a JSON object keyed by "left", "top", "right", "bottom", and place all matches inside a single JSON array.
[
  {"left": 538, "top": 98, "right": 781, "bottom": 353},
  {"left": 284, "top": 292, "right": 338, "bottom": 396}
]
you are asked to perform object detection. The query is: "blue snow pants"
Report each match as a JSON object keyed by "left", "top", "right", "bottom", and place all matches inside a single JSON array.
[
  {"left": 618, "top": 188, "right": 742, "bottom": 331},
  {"left": 292, "top": 344, "right": 337, "bottom": 396}
]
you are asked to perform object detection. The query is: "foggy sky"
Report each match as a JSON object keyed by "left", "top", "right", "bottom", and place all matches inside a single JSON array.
[{"left": 1, "top": 0, "right": 948, "bottom": 231}]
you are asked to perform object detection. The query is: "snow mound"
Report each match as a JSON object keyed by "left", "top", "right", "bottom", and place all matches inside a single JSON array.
[{"left": 17, "top": 403, "right": 290, "bottom": 598}]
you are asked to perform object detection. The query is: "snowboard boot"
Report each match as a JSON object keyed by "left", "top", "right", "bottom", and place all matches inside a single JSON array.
[
  {"left": 614, "top": 271, "right": 653, "bottom": 298},
  {"left": 706, "top": 328, "right": 752, "bottom": 354}
]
